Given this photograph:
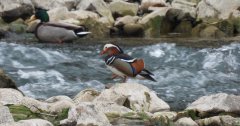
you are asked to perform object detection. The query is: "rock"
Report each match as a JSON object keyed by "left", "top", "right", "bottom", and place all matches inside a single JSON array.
[
  {"left": 175, "top": 117, "right": 198, "bottom": 126},
  {"left": 233, "top": 17, "right": 240, "bottom": 34},
  {"left": 199, "top": 25, "right": 226, "bottom": 38},
  {"left": 76, "top": 0, "right": 114, "bottom": 23},
  {"left": 174, "top": 20, "right": 192, "bottom": 35},
  {"left": 153, "top": 111, "right": 177, "bottom": 120},
  {"left": 114, "top": 16, "right": 140, "bottom": 27},
  {"left": 123, "top": 23, "right": 144, "bottom": 36},
  {"left": 0, "top": 0, "right": 34, "bottom": 23},
  {"left": 60, "top": 102, "right": 111, "bottom": 126},
  {"left": 9, "top": 22, "right": 27, "bottom": 34},
  {"left": 94, "top": 83, "right": 170, "bottom": 113},
  {"left": 0, "top": 119, "right": 54, "bottom": 126},
  {"left": 191, "top": 23, "right": 207, "bottom": 37},
  {"left": 73, "top": 89, "right": 100, "bottom": 104},
  {"left": 171, "top": 0, "right": 197, "bottom": 18},
  {"left": 109, "top": 1, "right": 139, "bottom": 17},
  {"left": 216, "top": 19, "right": 234, "bottom": 36},
  {"left": 196, "top": 115, "right": 240, "bottom": 126},
  {"left": 0, "top": 89, "right": 24, "bottom": 105},
  {"left": 140, "top": 0, "right": 167, "bottom": 12},
  {"left": 46, "top": 95, "right": 73, "bottom": 103},
  {"left": 0, "top": 69, "right": 18, "bottom": 90},
  {"left": 187, "top": 93, "right": 240, "bottom": 117},
  {"left": 0, "top": 105, "right": 14, "bottom": 124},
  {"left": 197, "top": 0, "right": 240, "bottom": 20},
  {"left": 46, "top": 96, "right": 75, "bottom": 113},
  {"left": 31, "top": 0, "right": 76, "bottom": 10}
]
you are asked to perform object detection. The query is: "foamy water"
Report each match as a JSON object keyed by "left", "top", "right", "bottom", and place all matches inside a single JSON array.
[{"left": 1, "top": 42, "right": 239, "bottom": 110}]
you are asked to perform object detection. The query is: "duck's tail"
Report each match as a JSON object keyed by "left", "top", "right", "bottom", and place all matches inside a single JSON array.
[
  {"left": 139, "top": 69, "right": 157, "bottom": 82},
  {"left": 74, "top": 26, "right": 91, "bottom": 37}
]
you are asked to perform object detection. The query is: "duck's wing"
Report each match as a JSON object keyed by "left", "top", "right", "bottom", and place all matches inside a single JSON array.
[{"left": 44, "top": 22, "right": 84, "bottom": 30}]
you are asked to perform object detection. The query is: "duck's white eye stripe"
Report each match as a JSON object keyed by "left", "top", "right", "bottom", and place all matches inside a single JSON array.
[
  {"left": 112, "top": 45, "right": 121, "bottom": 52},
  {"left": 106, "top": 56, "right": 115, "bottom": 65}
]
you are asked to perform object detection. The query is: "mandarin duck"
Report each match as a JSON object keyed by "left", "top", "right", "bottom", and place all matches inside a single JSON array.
[
  {"left": 100, "top": 44, "right": 156, "bottom": 82},
  {"left": 26, "top": 8, "right": 90, "bottom": 43}
]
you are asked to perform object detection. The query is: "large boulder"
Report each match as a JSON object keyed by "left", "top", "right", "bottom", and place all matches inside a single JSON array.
[
  {"left": 0, "top": 105, "right": 14, "bottom": 124},
  {"left": 197, "top": 0, "right": 240, "bottom": 20},
  {"left": 196, "top": 115, "right": 240, "bottom": 126},
  {"left": 73, "top": 89, "right": 100, "bottom": 105},
  {"left": 0, "top": 69, "right": 18, "bottom": 90},
  {"left": 31, "top": 0, "right": 76, "bottom": 10},
  {"left": 94, "top": 83, "right": 170, "bottom": 113},
  {"left": 0, "top": 89, "right": 24, "bottom": 105},
  {"left": 60, "top": 102, "right": 111, "bottom": 126},
  {"left": 187, "top": 93, "right": 240, "bottom": 117},
  {"left": 175, "top": 117, "right": 198, "bottom": 126},
  {"left": 171, "top": 0, "right": 197, "bottom": 18},
  {"left": 0, "top": 0, "right": 34, "bottom": 22},
  {"left": 109, "top": 1, "right": 139, "bottom": 17},
  {"left": 140, "top": 0, "right": 168, "bottom": 12},
  {"left": 76, "top": 0, "right": 114, "bottom": 23},
  {"left": 199, "top": 25, "right": 226, "bottom": 38}
]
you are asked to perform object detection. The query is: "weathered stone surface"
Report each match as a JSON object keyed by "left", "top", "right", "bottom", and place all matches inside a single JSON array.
[
  {"left": 197, "top": 0, "right": 240, "bottom": 19},
  {"left": 73, "top": 89, "right": 100, "bottom": 105},
  {"left": 153, "top": 111, "right": 177, "bottom": 120},
  {"left": 174, "top": 20, "right": 192, "bottom": 35},
  {"left": 199, "top": 25, "right": 226, "bottom": 38},
  {"left": 0, "top": 0, "right": 34, "bottom": 22},
  {"left": 171, "top": 0, "right": 197, "bottom": 18},
  {"left": 60, "top": 102, "right": 111, "bottom": 126},
  {"left": 216, "top": 19, "right": 234, "bottom": 36},
  {"left": 31, "top": 0, "right": 76, "bottom": 10},
  {"left": 0, "top": 69, "right": 18, "bottom": 90},
  {"left": 114, "top": 16, "right": 140, "bottom": 27},
  {"left": 109, "top": 1, "right": 139, "bottom": 16},
  {"left": 0, "top": 119, "right": 54, "bottom": 126},
  {"left": 94, "top": 83, "right": 170, "bottom": 113},
  {"left": 0, "top": 89, "right": 24, "bottom": 105},
  {"left": 123, "top": 24, "right": 144, "bottom": 36},
  {"left": 187, "top": 93, "right": 240, "bottom": 116},
  {"left": 0, "top": 105, "right": 14, "bottom": 124},
  {"left": 175, "top": 117, "right": 198, "bottom": 126},
  {"left": 140, "top": 0, "right": 167, "bottom": 11},
  {"left": 76, "top": 0, "right": 114, "bottom": 23},
  {"left": 196, "top": 115, "right": 240, "bottom": 126}
]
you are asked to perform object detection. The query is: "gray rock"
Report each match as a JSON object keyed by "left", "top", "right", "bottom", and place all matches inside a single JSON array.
[
  {"left": 0, "top": 119, "right": 53, "bottom": 126},
  {"left": 109, "top": 1, "right": 139, "bottom": 16},
  {"left": 0, "top": 89, "right": 24, "bottom": 105},
  {"left": 175, "top": 117, "right": 198, "bottom": 126},
  {"left": 171, "top": 0, "right": 197, "bottom": 18},
  {"left": 60, "top": 102, "right": 112, "bottom": 126},
  {"left": 0, "top": 0, "right": 34, "bottom": 23},
  {"left": 196, "top": 115, "right": 240, "bottom": 126},
  {"left": 76, "top": 0, "right": 114, "bottom": 23},
  {"left": 140, "top": 0, "right": 168, "bottom": 12},
  {"left": 0, "top": 105, "right": 14, "bottom": 124},
  {"left": 0, "top": 69, "right": 18, "bottom": 90},
  {"left": 187, "top": 93, "right": 240, "bottom": 117},
  {"left": 31, "top": 0, "right": 76, "bottom": 10},
  {"left": 73, "top": 89, "right": 100, "bottom": 105},
  {"left": 114, "top": 16, "right": 140, "bottom": 27},
  {"left": 94, "top": 83, "right": 170, "bottom": 113}
]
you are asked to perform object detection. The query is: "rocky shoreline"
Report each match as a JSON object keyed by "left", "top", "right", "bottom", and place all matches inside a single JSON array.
[
  {"left": 1, "top": 68, "right": 240, "bottom": 126},
  {"left": 1, "top": 0, "right": 240, "bottom": 43}
]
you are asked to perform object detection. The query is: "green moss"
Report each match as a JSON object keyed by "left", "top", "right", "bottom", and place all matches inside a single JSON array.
[
  {"left": 144, "top": 16, "right": 163, "bottom": 38},
  {"left": 176, "top": 109, "right": 199, "bottom": 121},
  {"left": 121, "top": 112, "right": 136, "bottom": 119},
  {"left": 7, "top": 105, "right": 69, "bottom": 126}
]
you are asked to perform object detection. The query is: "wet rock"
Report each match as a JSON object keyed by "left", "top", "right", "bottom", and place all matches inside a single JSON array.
[
  {"left": 123, "top": 24, "right": 144, "bottom": 36},
  {"left": 175, "top": 117, "right": 198, "bottom": 126},
  {"left": 233, "top": 17, "right": 240, "bottom": 35},
  {"left": 197, "top": 0, "right": 240, "bottom": 19},
  {"left": 216, "top": 19, "right": 234, "bottom": 36},
  {"left": 171, "top": 0, "right": 197, "bottom": 18},
  {"left": 31, "top": 0, "right": 76, "bottom": 10},
  {"left": 140, "top": 0, "right": 167, "bottom": 12},
  {"left": 0, "top": 69, "right": 18, "bottom": 90},
  {"left": 191, "top": 23, "right": 207, "bottom": 37},
  {"left": 73, "top": 89, "right": 100, "bottom": 104},
  {"left": 109, "top": 1, "right": 139, "bottom": 17},
  {"left": 9, "top": 23, "right": 27, "bottom": 34},
  {"left": 76, "top": 0, "right": 114, "bottom": 23},
  {"left": 0, "top": 0, "right": 34, "bottom": 23},
  {"left": 0, "top": 89, "right": 24, "bottom": 105},
  {"left": 60, "top": 102, "right": 111, "bottom": 126},
  {"left": 196, "top": 115, "right": 240, "bottom": 126},
  {"left": 199, "top": 25, "right": 226, "bottom": 38},
  {"left": 94, "top": 83, "right": 170, "bottom": 113},
  {"left": 0, "top": 105, "right": 14, "bottom": 124},
  {"left": 187, "top": 93, "right": 240, "bottom": 117},
  {"left": 114, "top": 16, "right": 140, "bottom": 27},
  {"left": 174, "top": 20, "right": 193, "bottom": 35}
]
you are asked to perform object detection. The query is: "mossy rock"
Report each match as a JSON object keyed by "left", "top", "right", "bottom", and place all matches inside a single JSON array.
[
  {"left": 9, "top": 23, "right": 27, "bottom": 34},
  {"left": 176, "top": 109, "right": 199, "bottom": 121},
  {"left": 199, "top": 25, "right": 226, "bottom": 38},
  {"left": 143, "top": 16, "right": 163, "bottom": 38},
  {"left": 7, "top": 105, "right": 69, "bottom": 126},
  {"left": 123, "top": 24, "right": 144, "bottom": 37},
  {"left": 233, "top": 17, "right": 240, "bottom": 35},
  {"left": 174, "top": 20, "right": 193, "bottom": 36},
  {"left": 216, "top": 19, "right": 234, "bottom": 36},
  {"left": 191, "top": 23, "right": 207, "bottom": 37}
]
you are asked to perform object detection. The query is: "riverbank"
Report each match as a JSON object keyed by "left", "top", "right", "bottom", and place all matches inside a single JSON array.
[{"left": 0, "top": 69, "right": 240, "bottom": 126}]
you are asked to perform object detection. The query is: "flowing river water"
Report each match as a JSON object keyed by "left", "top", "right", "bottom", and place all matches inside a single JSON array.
[{"left": 0, "top": 41, "right": 240, "bottom": 110}]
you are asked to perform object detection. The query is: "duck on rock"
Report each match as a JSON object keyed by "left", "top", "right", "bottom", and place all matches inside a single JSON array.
[
  {"left": 100, "top": 43, "right": 156, "bottom": 82},
  {"left": 26, "top": 8, "right": 90, "bottom": 43}
]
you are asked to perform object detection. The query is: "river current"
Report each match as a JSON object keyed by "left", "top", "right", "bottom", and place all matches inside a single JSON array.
[{"left": 0, "top": 41, "right": 239, "bottom": 110}]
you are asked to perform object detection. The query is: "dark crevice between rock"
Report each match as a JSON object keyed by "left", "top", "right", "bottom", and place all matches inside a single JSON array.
[{"left": 123, "top": 98, "right": 131, "bottom": 109}]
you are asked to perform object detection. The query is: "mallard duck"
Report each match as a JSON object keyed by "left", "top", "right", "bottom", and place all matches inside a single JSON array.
[
  {"left": 100, "top": 44, "right": 157, "bottom": 82},
  {"left": 27, "top": 8, "right": 90, "bottom": 43}
]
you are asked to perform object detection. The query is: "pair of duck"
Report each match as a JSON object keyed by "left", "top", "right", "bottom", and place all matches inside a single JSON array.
[{"left": 27, "top": 8, "right": 156, "bottom": 82}]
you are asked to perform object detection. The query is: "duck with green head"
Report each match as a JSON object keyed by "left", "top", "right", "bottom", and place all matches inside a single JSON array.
[{"left": 27, "top": 8, "right": 90, "bottom": 43}]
